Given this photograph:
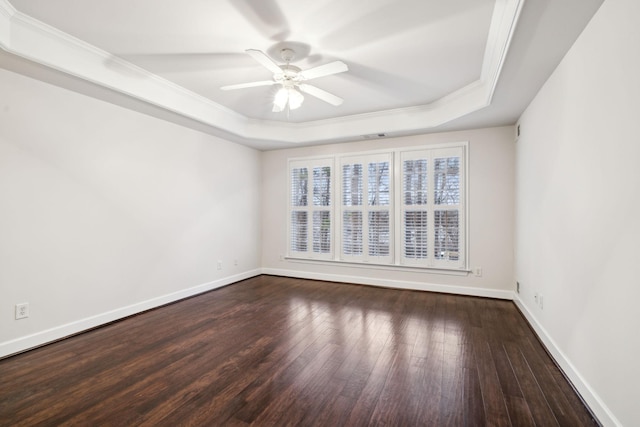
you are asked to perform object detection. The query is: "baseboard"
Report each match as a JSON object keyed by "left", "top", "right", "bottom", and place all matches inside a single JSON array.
[
  {"left": 261, "top": 267, "right": 514, "bottom": 300},
  {"left": 0, "top": 269, "right": 262, "bottom": 359},
  {"left": 513, "top": 296, "right": 620, "bottom": 427}
]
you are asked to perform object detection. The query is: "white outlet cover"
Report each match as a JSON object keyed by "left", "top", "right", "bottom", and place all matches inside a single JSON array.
[{"left": 15, "top": 303, "right": 29, "bottom": 319}]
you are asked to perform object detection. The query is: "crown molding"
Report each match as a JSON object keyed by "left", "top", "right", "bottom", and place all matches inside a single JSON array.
[
  {"left": 0, "top": 0, "right": 14, "bottom": 17},
  {"left": 0, "top": 0, "right": 524, "bottom": 147},
  {"left": 0, "top": 0, "right": 15, "bottom": 42}
]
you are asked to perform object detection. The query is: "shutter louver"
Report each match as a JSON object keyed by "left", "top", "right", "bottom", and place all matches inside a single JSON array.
[
  {"left": 343, "top": 211, "right": 363, "bottom": 255},
  {"left": 434, "top": 157, "right": 460, "bottom": 205},
  {"left": 291, "top": 168, "right": 308, "bottom": 207},
  {"left": 368, "top": 162, "right": 390, "bottom": 206},
  {"left": 434, "top": 210, "right": 459, "bottom": 260},
  {"left": 368, "top": 211, "right": 389, "bottom": 256},
  {"left": 313, "top": 167, "right": 331, "bottom": 207},
  {"left": 290, "top": 211, "right": 308, "bottom": 252},
  {"left": 342, "top": 164, "right": 363, "bottom": 206},
  {"left": 404, "top": 211, "right": 428, "bottom": 259},
  {"left": 313, "top": 211, "right": 331, "bottom": 253}
]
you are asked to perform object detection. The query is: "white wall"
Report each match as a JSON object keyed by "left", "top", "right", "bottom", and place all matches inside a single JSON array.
[
  {"left": 0, "top": 68, "right": 262, "bottom": 357},
  {"left": 514, "top": 0, "right": 640, "bottom": 425},
  {"left": 262, "top": 127, "right": 515, "bottom": 298}
]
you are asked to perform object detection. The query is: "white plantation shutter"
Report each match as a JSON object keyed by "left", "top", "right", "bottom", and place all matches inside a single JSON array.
[
  {"left": 433, "top": 155, "right": 461, "bottom": 264},
  {"left": 312, "top": 165, "right": 332, "bottom": 255},
  {"left": 367, "top": 161, "right": 390, "bottom": 257},
  {"left": 290, "top": 167, "right": 308, "bottom": 253},
  {"left": 341, "top": 163, "right": 363, "bottom": 256},
  {"left": 287, "top": 143, "right": 466, "bottom": 270},
  {"left": 401, "top": 156, "right": 429, "bottom": 264},
  {"left": 339, "top": 154, "right": 392, "bottom": 263},
  {"left": 288, "top": 159, "right": 333, "bottom": 259},
  {"left": 400, "top": 146, "right": 466, "bottom": 268}
]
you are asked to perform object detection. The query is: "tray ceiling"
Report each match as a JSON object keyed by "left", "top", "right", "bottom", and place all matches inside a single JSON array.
[{"left": 0, "top": 0, "right": 603, "bottom": 149}]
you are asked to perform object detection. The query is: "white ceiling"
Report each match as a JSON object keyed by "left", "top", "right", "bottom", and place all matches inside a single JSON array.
[{"left": 0, "top": 0, "right": 603, "bottom": 149}]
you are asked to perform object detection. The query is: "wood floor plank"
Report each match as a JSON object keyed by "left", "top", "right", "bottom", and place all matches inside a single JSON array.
[
  {"left": 415, "top": 343, "right": 445, "bottom": 424},
  {"left": 504, "top": 395, "right": 536, "bottom": 427},
  {"left": 343, "top": 334, "right": 396, "bottom": 426},
  {"left": 0, "top": 276, "right": 598, "bottom": 426},
  {"left": 463, "top": 366, "right": 487, "bottom": 427},
  {"left": 503, "top": 342, "right": 560, "bottom": 427},
  {"left": 519, "top": 337, "right": 598, "bottom": 427},
  {"left": 368, "top": 343, "right": 415, "bottom": 427},
  {"left": 472, "top": 335, "right": 511, "bottom": 426}
]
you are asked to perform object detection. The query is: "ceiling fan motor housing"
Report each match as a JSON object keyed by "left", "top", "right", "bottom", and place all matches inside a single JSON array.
[{"left": 280, "top": 48, "right": 296, "bottom": 62}]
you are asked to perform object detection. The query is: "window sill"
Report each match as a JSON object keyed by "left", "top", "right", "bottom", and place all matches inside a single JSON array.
[{"left": 284, "top": 256, "right": 470, "bottom": 276}]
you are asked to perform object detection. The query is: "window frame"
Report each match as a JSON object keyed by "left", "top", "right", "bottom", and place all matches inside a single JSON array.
[
  {"left": 337, "top": 152, "right": 394, "bottom": 264},
  {"left": 287, "top": 157, "right": 335, "bottom": 260},
  {"left": 287, "top": 142, "right": 468, "bottom": 272},
  {"left": 397, "top": 145, "right": 467, "bottom": 269}
]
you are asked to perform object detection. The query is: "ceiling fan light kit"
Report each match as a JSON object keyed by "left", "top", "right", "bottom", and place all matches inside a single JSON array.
[
  {"left": 274, "top": 86, "right": 304, "bottom": 112},
  {"left": 221, "top": 47, "right": 348, "bottom": 113}
]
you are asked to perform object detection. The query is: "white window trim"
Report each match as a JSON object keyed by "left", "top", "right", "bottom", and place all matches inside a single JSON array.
[
  {"left": 287, "top": 157, "right": 335, "bottom": 260},
  {"left": 397, "top": 145, "right": 468, "bottom": 269},
  {"left": 337, "top": 152, "right": 394, "bottom": 264},
  {"left": 287, "top": 142, "right": 469, "bottom": 272}
]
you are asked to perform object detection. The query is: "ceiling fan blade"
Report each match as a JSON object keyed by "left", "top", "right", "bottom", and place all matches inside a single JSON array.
[
  {"left": 246, "top": 49, "right": 283, "bottom": 75},
  {"left": 220, "top": 80, "right": 276, "bottom": 90},
  {"left": 299, "top": 84, "right": 344, "bottom": 106},
  {"left": 299, "top": 61, "right": 348, "bottom": 80},
  {"left": 230, "top": 0, "right": 290, "bottom": 41}
]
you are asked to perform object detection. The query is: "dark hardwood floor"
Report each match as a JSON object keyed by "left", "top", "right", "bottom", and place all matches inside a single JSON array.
[{"left": 0, "top": 275, "right": 598, "bottom": 426}]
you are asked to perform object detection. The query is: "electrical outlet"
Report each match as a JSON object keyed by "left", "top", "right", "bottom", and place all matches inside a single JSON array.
[
  {"left": 234, "top": 259, "right": 238, "bottom": 266},
  {"left": 217, "top": 260, "right": 222, "bottom": 270},
  {"left": 473, "top": 267, "right": 482, "bottom": 277},
  {"left": 15, "top": 303, "right": 29, "bottom": 320},
  {"left": 539, "top": 295, "right": 544, "bottom": 309}
]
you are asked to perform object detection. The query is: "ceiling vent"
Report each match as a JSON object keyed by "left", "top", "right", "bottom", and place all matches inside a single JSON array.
[{"left": 362, "top": 133, "right": 387, "bottom": 140}]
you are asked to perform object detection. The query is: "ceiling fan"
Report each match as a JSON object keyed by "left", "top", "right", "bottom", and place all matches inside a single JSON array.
[{"left": 221, "top": 48, "right": 348, "bottom": 112}]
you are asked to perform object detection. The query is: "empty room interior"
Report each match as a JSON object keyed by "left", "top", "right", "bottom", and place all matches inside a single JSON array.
[{"left": 1, "top": 0, "right": 638, "bottom": 425}]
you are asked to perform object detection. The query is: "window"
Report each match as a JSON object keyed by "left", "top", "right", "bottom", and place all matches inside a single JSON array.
[
  {"left": 340, "top": 154, "right": 392, "bottom": 263},
  {"left": 288, "top": 143, "right": 467, "bottom": 270},
  {"left": 400, "top": 146, "right": 465, "bottom": 268},
  {"left": 288, "top": 158, "right": 333, "bottom": 259}
]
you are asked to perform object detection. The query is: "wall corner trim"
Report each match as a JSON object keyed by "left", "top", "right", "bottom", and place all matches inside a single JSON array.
[{"left": 513, "top": 296, "right": 621, "bottom": 427}]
